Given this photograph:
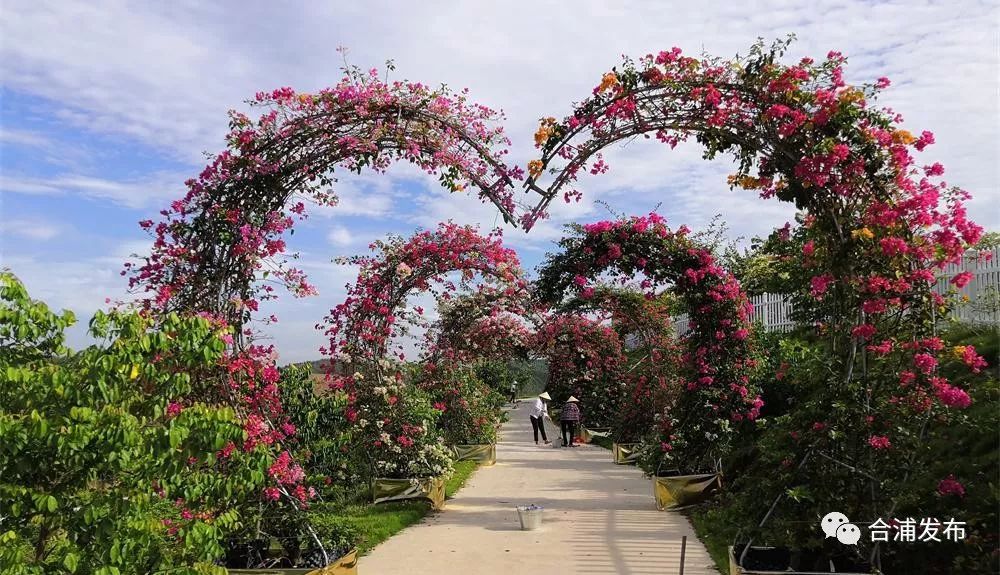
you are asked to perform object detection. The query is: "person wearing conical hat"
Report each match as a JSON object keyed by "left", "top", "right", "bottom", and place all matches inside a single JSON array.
[
  {"left": 560, "top": 396, "right": 582, "bottom": 447},
  {"left": 529, "top": 392, "right": 552, "bottom": 445}
]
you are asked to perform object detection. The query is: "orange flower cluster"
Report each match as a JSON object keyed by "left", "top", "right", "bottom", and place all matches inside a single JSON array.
[
  {"left": 727, "top": 174, "right": 765, "bottom": 190},
  {"left": 598, "top": 71, "right": 619, "bottom": 93},
  {"left": 528, "top": 159, "right": 544, "bottom": 178},
  {"left": 534, "top": 117, "right": 557, "bottom": 147},
  {"left": 892, "top": 129, "right": 917, "bottom": 145}
]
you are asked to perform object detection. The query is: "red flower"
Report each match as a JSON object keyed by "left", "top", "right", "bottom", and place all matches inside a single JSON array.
[
  {"left": 166, "top": 402, "right": 183, "bottom": 418},
  {"left": 913, "top": 352, "right": 938, "bottom": 375}
]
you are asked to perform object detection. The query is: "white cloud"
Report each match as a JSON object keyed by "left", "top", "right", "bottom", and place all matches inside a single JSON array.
[
  {"left": 0, "top": 172, "right": 185, "bottom": 209},
  {"left": 0, "top": 218, "right": 63, "bottom": 240},
  {"left": 327, "top": 226, "right": 353, "bottom": 247},
  {"left": 0, "top": 128, "right": 51, "bottom": 148}
]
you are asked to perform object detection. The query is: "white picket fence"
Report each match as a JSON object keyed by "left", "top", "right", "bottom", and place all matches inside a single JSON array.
[{"left": 674, "top": 247, "right": 1000, "bottom": 335}]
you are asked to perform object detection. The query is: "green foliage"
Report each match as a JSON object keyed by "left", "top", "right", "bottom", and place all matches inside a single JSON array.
[
  {"left": 474, "top": 360, "right": 516, "bottom": 394},
  {"left": 277, "top": 366, "right": 356, "bottom": 501},
  {"left": 0, "top": 272, "right": 272, "bottom": 574},
  {"left": 302, "top": 506, "right": 361, "bottom": 561}
]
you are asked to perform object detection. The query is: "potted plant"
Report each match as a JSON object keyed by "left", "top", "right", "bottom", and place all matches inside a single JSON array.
[
  {"left": 418, "top": 366, "right": 501, "bottom": 466},
  {"left": 353, "top": 379, "right": 454, "bottom": 509}
]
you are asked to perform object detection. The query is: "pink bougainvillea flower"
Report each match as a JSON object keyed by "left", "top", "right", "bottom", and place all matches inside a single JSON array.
[
  {"left": 913, "top": 352, "right": 938, "bottom": 375},
  {"left": 868, "top": 435, "right": 891, "bottom": 450},
  {"left": 166, "top": 402, "right": 183, "bottom": 418},
  {"left": 950, "top": 271, "right": 973, "bottom": 288},
  {"left": 936, "top": 475, "right": 966, "bottom": 497}
]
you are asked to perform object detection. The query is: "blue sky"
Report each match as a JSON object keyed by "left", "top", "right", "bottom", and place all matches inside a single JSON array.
[{"left": 2, "top": 0, "right": 998, "bottom": 362}]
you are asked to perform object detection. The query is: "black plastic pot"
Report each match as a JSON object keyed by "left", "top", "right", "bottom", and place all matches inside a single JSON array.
[
  {"left": 734, "top": 544, "right": 791, "bottom": 571},
  {"left": 225, "top": 538, "right": 270, "bottom": 568}
]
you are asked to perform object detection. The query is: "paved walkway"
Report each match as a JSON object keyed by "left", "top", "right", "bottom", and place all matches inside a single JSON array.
[{"left": 359, "top": 402, "right": 718, "bottom": 574}]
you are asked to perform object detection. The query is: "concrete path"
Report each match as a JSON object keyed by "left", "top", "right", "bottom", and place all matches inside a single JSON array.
[{"left": 359, "top": 402, "right": 719, "bottom": 574}]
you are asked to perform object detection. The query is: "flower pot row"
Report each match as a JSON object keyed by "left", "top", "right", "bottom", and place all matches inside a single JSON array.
[{"left": 728, "top": 544, "right": 873, "bottom": 574}]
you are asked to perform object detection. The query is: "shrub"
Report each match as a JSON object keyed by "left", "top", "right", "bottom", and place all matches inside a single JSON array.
[
  {"left": 349, "top": 374, "right": 453, "bottom": 480},
  {"left": 277, "top": 365, "right": 358, "bottom": 502},
  {"left": 418, "top": 366, "right": 504, "bottom": 445},
  {"left": 0, "top": 272, "right": 273, "bottom": 574}
]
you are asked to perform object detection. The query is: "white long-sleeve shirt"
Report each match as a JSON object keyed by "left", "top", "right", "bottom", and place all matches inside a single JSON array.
[{"left": 529, "top": 398, "right": 549, "bottom": 419}]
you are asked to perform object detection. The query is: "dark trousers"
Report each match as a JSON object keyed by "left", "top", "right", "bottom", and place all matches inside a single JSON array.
[
  {"left": 529, "top": 416, "right": 548, "bottom": 442},
  {"left": 561, "top": 420, "right": 577, "bottom": 446}
]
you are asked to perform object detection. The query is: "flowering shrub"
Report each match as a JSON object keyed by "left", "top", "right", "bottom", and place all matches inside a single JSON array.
[
  {"left": 347, "top": 374, "right": 453, "bottom": 480},
  {"left": 532, "top": 314, "right": 626, "bottom": 428},
  {"left": 416, "top": 365, "right": 504, "bottom": 445},
  {"left": 276, "top": 365, "right": 357, "bottom": 501},
  {"left": 536, "top": 214, "right": 757, "bottom": 471},
  {"left": 424, "top": 286, "right": 535, "bottom": 365},
  {"left": 0, "top": 272, "right": 275, "bottom": 574}
]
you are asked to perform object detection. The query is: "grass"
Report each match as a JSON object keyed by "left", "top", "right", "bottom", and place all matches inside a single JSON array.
[
  {"left": 686, "top": 507, "right": 733, "bottom": 574},
  {"left": 445, "top": 460, "right": 480, "bottom": 496},
  {"left": 337, "top": 460, "right": 481, "bottom": 554}
]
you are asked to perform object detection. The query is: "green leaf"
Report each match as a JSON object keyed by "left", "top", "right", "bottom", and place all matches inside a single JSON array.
[{"left": 64, "top": 552, "right": 80, "bottom": 573}]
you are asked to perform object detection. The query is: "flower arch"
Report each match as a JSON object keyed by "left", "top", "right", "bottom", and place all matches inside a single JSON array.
[
  {"left": 536, "top": 214, "right": 756, "bottom": 469},
  {"left": 524, "top": 38, "right": 982, "bottom": 362},
  {"left": 524, "top": 39, "right": 988, "bottom": 559},
  {"left": 119, "top": 68, "right": 532, "bottom": 508},
  {"left": 322, "top": 222, "right": 525, "bottom": 385},
  {"left": 421, "top": 285, "right": 536, "bottom": 366},
  {"left": 128, "top": 66, "right": 527, "bottom": 334},
  {"left": 557, "top": 286, "right": 681, "bottom": 445}
]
